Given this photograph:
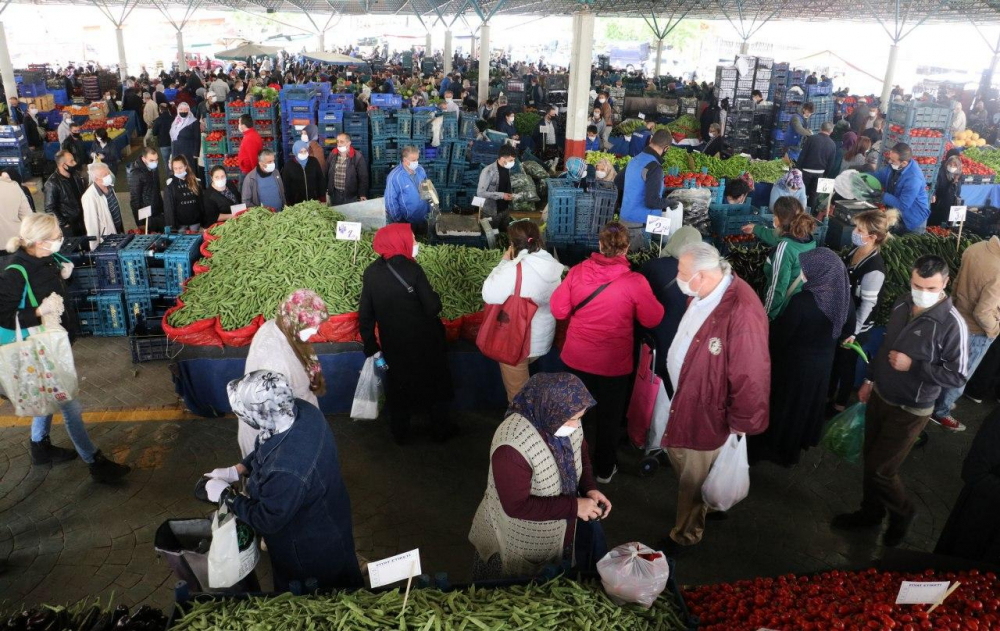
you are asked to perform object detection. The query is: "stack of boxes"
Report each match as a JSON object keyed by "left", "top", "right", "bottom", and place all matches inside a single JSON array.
[
  {"left": 0, "top": 125, "right": 30, "bottom": 179},
  {"left": 718, "top": 57, "right": 775, "bottom": 159},
  {"left": 16, "top": 70, "right": 47, "bottom": 98},
  {"left": 804, "top": 83, "right": 835, "bottom": 133},
  {"left": 368, "top": 98, "right": 406, "bottom": 199},
  {"left": 279, "top": 85, "right": 318, "bottom": 161},
  {"left": 545, "top": 179, "right": 618, "bottom": 248},
  {"left": 878, "top": 100, "right": 953, "bottom": 184}
]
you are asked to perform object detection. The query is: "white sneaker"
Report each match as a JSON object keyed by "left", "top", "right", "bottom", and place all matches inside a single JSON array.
[
  {"left": 965, "top": 394, "right": 983, "bottom": 404},
  {"left": 596, "top": 465, "right": 618, "bottom": 484}
]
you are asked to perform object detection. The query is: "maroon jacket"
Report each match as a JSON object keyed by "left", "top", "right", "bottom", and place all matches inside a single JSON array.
[{"left": 661, "top": 274, "right": 770, "bottom": 451}]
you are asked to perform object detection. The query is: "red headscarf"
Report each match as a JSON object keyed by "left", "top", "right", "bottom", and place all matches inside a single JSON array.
[{"left": 372, "top": 223, "right": 415, "bottom": 261}]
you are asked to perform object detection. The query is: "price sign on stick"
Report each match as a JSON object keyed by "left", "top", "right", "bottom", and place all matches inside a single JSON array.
[
  {"left": 138, "top": 206, "right": 152, "bottom": 234},
  {"left": 336, "top": 221, "right": 363, "bottom": 241},
  {"left": 229, "top": 204, "right": 247, "bottom": 216},
  {"left": 817, "top": 178, "right": 836, "bottom": 216},
  {"left": 645, "top": 215, "right": 671, "bottom": 236},
  {"left": 951, "top": 206, "right": 967, "bottom": 249},
  {"left": 896, "top": 581, "right": 952, "bottom": 605},
  {"left": 368, "top": 549, "right": 422, "bottom": 589},
  {"left": 471, "top": 196, "right": 486, "bottom": 208},
  {"left": 638, "top": 112, "right": 646, "bottom": 120}
]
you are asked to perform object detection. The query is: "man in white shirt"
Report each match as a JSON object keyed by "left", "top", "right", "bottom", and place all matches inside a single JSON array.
[{"left": 443, "top": 90, "right": 460, "bottom": 115}]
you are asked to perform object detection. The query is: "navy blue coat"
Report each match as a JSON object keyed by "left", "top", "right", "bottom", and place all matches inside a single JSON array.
[
  {"left": 640, "top": 256, "right": 688, "bottom": 380},
  {"left": 235, "top": 400, "right": 362, "bottom": 591}
]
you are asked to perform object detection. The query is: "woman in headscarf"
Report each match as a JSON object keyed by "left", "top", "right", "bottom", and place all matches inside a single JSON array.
[
  {"left": 239, "top": 289, "right": 328, "bottom": 458},
  {"left": 208, "top": 370, "right": 363, "bottom": 592},
  {"left": 930, "top": 151, "right": 964, "bottom": 227},
  {"left": 280, "top": 139, "right": 325, "bottom": 206},
  {"left": 57, "top": 111, "right": 74, "bottom": 145},
  {"left": 468, "top": 373, "right": 611, "bottom": 580},
  {"left": 302, "top": 124, "right": 326, "bottom": 174},
  {"left": 169, "top": 101, "right": 201, "bottom": 167},
  {"left": 749, "top": 247, "right": 855, "bottom": 467},
  {"left": 359, "top": 224, "right": 456, "bottom": 445},
  {"left": 768, "top": 168, "right": 808, "bottom": 210}
]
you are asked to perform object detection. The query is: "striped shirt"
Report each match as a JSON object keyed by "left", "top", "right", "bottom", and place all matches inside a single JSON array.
[{"left": 103, "top": 188, "right": 124, "bottom": 233}]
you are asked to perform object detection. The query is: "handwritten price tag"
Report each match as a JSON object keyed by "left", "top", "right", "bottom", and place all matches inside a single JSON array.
[
  {"left": 817, "top": 178, "right": 836, "bottom": 195},
  {"left": 336, "top": 221, "right": 363, "bottom": 241},
  {"left": 368, "top": 549, "right": 421, "bottom": 589},
  {"left": 645, "top": 215, "right": 671, "bottom": 236},
  {"left": 896, "top": 581, "right": 951, "bottom": 605},
  {"left": 949, "top": 205, "right": 967, "bottom": 222}
]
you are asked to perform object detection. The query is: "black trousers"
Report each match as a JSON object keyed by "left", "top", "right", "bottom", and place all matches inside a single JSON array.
[
  {"left": 570, "top": 369, "right": 630, "bottom": 479},
  {"left": 829, "top": 330, "right": 871, "bottom": 407}
]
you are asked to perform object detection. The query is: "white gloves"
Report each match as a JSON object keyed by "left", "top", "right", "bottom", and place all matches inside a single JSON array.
[
  {"left": 205, "top": 478, "right": 231, "bottom": 502},
  {"left": 205, "top": 466, "right": 240, "bottom": 484},
  {"left": 60, "top": 261, "right": 74, "bottom": 280},
  {"left": 37, "top": 293, "right": 65, "bottom": 318}
]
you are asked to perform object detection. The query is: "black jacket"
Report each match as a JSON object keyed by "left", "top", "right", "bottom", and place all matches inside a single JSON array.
[
  {"left": 325, "top": 149, "right": 369, "bottom": 200},
  {"left": 202, "top": 183, "right": 241, "bottom": 226},
  {"left": 640, "top": 256, "right": 687, "bottom": 379},
  {"left": 23, "top": 114, "right": 42, "bottom": 148},
  {"left": 153, "top": 112, "right": 173, "bottom": 148},
  {"left": 797, "top": 133, "right": 837, "bottom": 172},
  {"left": 43, "top": 171, "right": 85, "bottom": 236},
  {"left": 163, "top": 177, "right": 204, "bottom": 228},
  {"left": 281, "top": 157, "right": 325, "bottom": 206},
  {"left": 170, "top": 119, "right": 201, "bottom": 165},
  {"left": 931, "top": 168, "right": 963, "bottom": 226},
  {"left": 0, "top": 249, "right": 79, "bottom": 339},
  {"left": 127, "top": 157, "right": 164, "bottom": 223},
  {"left": 61, "top": 135, "right": 88, "bottom": 170}
]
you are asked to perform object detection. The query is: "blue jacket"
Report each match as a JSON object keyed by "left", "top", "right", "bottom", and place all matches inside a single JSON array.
[
  {"left": 235, "top": 400, "right": 363, "bottom": 591},
  {"left": 769, "top": 179, "right": 808, "bottom": 210},
  {"left": 385, "top": 164, "right": 430, "bottom": 223},
  {"left": 585, "top": 136, "right": 601, "bottom": 152},
  {"left": 620, "top": 150, "right": 665, "bottom": 223},
  {"left": 439, "top": 78, "right": 451, "bottom": 98},
  {"left": 874, "top": 160, "right": 930, "bottom": 231}
]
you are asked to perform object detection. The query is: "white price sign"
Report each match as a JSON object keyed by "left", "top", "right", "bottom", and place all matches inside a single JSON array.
[
  {"left": 368, "top": 549, "right": 421, "bottom": 589},
  {"left": 949, "top": 205, "right": 967, "bottom": 222},
  {"left": 637, "top": 112, "right": 646, "bottom": 120},
  {"left": 896, "top": 581, "right": 951, "bottom": 605},
  {"left": 471, "top": 196, "right": 486, "bottom": 208},
  {"left": 817, "top": 178, "right": 836, "bottom": 195},
  {"left": 230, "top": 203, "right": 247, "bottom": 216},
  {"left": 645, "top": 215, "right": 671, "bottom": 236},
  {"left": 336, "top": 221, "right": 363, "bottom": 241},
  {"left": 137, "top": 205, "right": 152, "bottom": 221}
]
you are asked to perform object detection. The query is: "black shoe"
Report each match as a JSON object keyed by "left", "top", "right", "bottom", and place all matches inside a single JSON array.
[
  {"left": 706, "top": 511, "right": 729, "bottom": 521},
  {"left": 88, "top": 451, "right": 130, "bottom": 483},
  {"left": 883, "top": 513, "right": 914, "bottom": 548},
  {"left": 29, "top": 436, "right": 78, "bottom": 465},
  {"left": 914, "top": 431, "right": 929, "bottom": 449},
  {"left": 831, "top": 509, "right": 885, "bottom": 531},
  {"left": 655, "top": 537, "right": 690, "bottom": 558},
  {"left": 431, "top": 422, "right": 459, "bottom": 444}
]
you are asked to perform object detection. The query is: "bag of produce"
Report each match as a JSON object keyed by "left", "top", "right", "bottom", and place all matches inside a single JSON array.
[
  {"left": 350, "top": 356, "right": 383, "bottom": 420},
  {"left": 821, "top": 402, "right": 866, "bottom": 464},
  {"left": 667, "top": 188, "right": 712, "bottom": 236},
  {"left": 521, "top": 160, "right": 549, "bottom": 183},
  {"left": 207, "top": 504, "right": 259, "bottom": 588},
  {"left": 701, "top": 433, "right": 750, "bottom": 512},
  {"left": 597, "top": 542, "right": 670, "bottom": 609},
  {"left": 510, "top": 172, "right": 539, "bottom": 202}
]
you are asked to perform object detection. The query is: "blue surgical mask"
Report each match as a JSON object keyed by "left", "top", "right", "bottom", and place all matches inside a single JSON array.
[{"left": 852, "top": 231, "right": 866, "bottom": 247}]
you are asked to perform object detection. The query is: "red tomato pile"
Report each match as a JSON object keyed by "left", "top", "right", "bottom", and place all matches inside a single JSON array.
[
  {"left": 914, "top": 157, "right": 938, "bottom": 165},
  {"left": 222, "top": 156, "right": 240, "bottom": 168},
  {"left": 961, "top": 155, "right": 995, "bottom": 176},
  {"left": 209, "top": 111, "right": 225, "bottom": 119},
  {"left": 664, "top": 172, "right": 719, "bottom": 188},
  {"left": 927, "top": 226, "right": 952, "bottom": 237},
  {"left": 724, "top": 234, "right": 755, "bottom": 244},
  {"left": 206, "top": 131, "right": 225, "bottom": 141},
  {"left": 229, "top": 100, "right": 246, "bottom": 107},
  {"left": 686, "top": 568, "right": 1000, "bottom": 631},
  {"left": 888, "top": 125, "right": 943, "bottom": 138}
]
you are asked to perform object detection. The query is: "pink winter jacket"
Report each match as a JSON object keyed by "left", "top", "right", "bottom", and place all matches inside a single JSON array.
[{"left": 550, "top": 254, "right": 664, "bottom": 377}]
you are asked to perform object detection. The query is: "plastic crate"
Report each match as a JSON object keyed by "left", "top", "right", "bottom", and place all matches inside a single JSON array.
[
  {"left": 396, "top": 110, "right": 413, "bottom": 137},
  {"left": 588, "top": 182, "right": 617, "bottom": 234},
  {"left": 93, "top": 292, "right": 127, "bottom": 337},
  {"left": 884, "top": 130, "right": 946, "bottom": 156},
  {"left": 805, "top": 84, "right": 832, "bottom": 97},
  {"left": 119, "top": 234, "right": 165, "bottom": 293},
  {"left": 471, "top": 140, "right": 501, "bottom": 165},
  {"left": 447, "top": 164, "right": 465, "bottom": 187},
  {"left": 225, "top": 102, "right": 248, "bottom": 118},
  {"left": 371, "top": 93, "right": 403, "bottom": 108},
  {"left": 59, "top": 236, "right": 96, "bottom": 267},
  {"left": 91, "top": 234, "right": 133, "bottom": 291},
  {"left": 227, "top": 135, "right": 242, "bottom": 156},
  {"left": 965, "top": 208, "right": 1000, "bottom": 237},
  {"left": 343, "top": 112, "right": 367, "bottom": 135},
  {"left": 66, "top": 266, "right": 99, "bottom": 295},
  {"left": 460, "top": 113, "right": 478, "bottom": 139},
  {"left": 123, "top": 291, "right": 156, "bottom": 333},
  {"left": 888, "top": 101, "right": 952, "bottom": 130},
  {"left": 426, "top": 163, "right": 448, "bottom": 187},
  {"left": 546, "top": 183, "right": 583, "bottom": 241},
  {"left": 72, "top": 295, "right": 99, "bottom": 337},
  {"left": 160, "top": 234, "right": 203, "bottom": 297},
  {"left": 963, "top": 173, "right": 996, "bottom": 185},
  {"left": 253, "top": 120, "right": 277, "bottom": 138},
  {"left": 205, "top": 114, "right": 227, "bottom": 131},
  {"left": 370, "top": 164, "right": 391, "bottom": 188},
  {"left": 282, "top": 99, "right": 317, "bottom": 116},
  {"left": 441, "top": 117, "right": 459, "bottom": 140},
  {"left": 202, "top": 136, "right": 227, "bottom": 154},
  {"left": 319, "top": 109, "right": 344, "bottom": 124},
  {"left": 281, "top": 86, "right": 317, "bottom": 101},
  {"left": 328, "top": 93, "right": 354, "bottom": 107},
  {"left": 709, "top": 205, "right": 775, "bottom": 241},
  {"left": 129, "top": 335, "right": 171, "bottom": 363},
  {"left": 369, "top": 140, "right": 398, "bottom": 163},
  {"left": 251, "top": 102, "right": 277, "bottom": 121},
  {"left": 413, "top": 112, "right": 436, "bottom": 137}
]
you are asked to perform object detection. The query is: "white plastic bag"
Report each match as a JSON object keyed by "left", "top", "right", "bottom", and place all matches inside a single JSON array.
[
  {"left": 646, "top": 381, "right": 670, "bottom": 454},
  {"left": 701, "top": 433, "right": 750, "bottom": 512},
  {"left": 597, "top": 542, "right": 670, "bottom": 609},
  {"left": 0, "top": 323, "right": 78, "bottom": 417},
  {"left": 350, "top": 357, "right": 383, "bottom": 420},
  {"left": 207, "top": 505, "right": 259, "bottom": 588}
]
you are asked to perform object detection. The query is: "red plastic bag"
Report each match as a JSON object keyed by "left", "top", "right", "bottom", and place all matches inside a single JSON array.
[
  {"left": 626, "top": 343, "right": 662, "bottom": 449},
  {"left": 476, "top": 264, "right": 537, "bottom": 365},
  {"left": 442, "top": 316, "right": 464, "bottom": 343},
  {"left": 215, "top": 314, "right": 263, "bottom": 347},
  {"left": 200, "top": 240, "right": 213, "bottom": 259},
  {"left": 316, "top": 312, "right": 361, "bottom": 343},
  {"left": 192, "top": 261, "right": 211, "bottom": 275},
  {"left": 461, "top": 311, "right": 485, "bottom": 343},
  {"left": 162, "top": 300, "right": 222, "bottom": 347}
]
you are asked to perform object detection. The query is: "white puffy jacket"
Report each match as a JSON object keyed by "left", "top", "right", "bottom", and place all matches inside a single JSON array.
[{"left": 481, "top": 249, "right": 565, "bottom": 359}]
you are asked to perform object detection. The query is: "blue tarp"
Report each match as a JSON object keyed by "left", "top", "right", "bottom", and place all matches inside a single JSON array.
[{"left": 959, "top": 183, "right": 1000, "bottom": 207}]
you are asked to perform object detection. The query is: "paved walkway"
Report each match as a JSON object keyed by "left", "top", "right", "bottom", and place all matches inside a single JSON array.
[{"left": 1, "top": 338, "right": 995, "bottom": 612}]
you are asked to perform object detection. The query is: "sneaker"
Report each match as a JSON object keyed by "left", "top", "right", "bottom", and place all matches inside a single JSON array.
[
  {"left": 964, "top": 394, "right": 984, "bottom": 404},
  {"left": 914, "top": 431, "right": 929, "bottom": 449},
  {"left": 929, "top": 415, "right": 967, "bottom": 432},
  {"left": 29, "top": 436, "right": 78, "bottom": 465},
  {"left": 831, "top": 509, "right": 885, "bottom": 531},
  {"left": 88, "top": 451, "right": 131, "bottom": 483},
  {"left": 596, "top": 465, "right": 618, "bottom": 484}
]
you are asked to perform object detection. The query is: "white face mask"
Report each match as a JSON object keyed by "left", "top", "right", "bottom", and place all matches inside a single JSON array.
[
  {"left": 263, "top": 162, "right": 275, "bottom": 173},
  {"left": 507, "top": 117, "right": 514, "bottom": 124},
  {"left": 147, "top": 160, "right": 158, "bottom": 171},
  {"left": 338, "top": 145, "right": 348, "bottom": 154},
  {"left": 28, "top": 108, "right": 37, "bottom": 115},
  {"left": 890, "top": 163, "right": 901, "bottom": 171},
  {"left": 212, "top": 178, "right": 227, "bottom": 190},
  {"left": 502, "top": 160, "right": 514, "bottom": 169},
  {"left": 596, "top": 170, "right": 607, "bottom": 179},
  {"left": 43, "top": 237, "right": 64, "bottom": 253},
  {"left": 301, "top": 133, "right": 309, "bottom": 143},
  {"left": 408, "top": 160, "right": 419, "bottom": 170},
  {"left": 554, "top": 424, "right": 577, "bottom": 438},
  {"left": 948, "top": 167, "right": 959, "bottom": 174},
  {"left": 174, "top": 170, "right": 187, "bottom": 179},
  {"left": 297, "top": 152, "right": 309, "bottom": 161},
  {"left": 412, "top": 243, "right": 420, "bottom": 258},
  {"left": 298, "top": 326, "right": 318, "bottom": 342},
  {"left": 598, "top": 98, "right": 606, "bottom": 103},
  {"left": 101, "top": 174, "right": 113, "bottom": 186},
  {"left": 912, "top": 288, "right": 941, "bottom": 309},
  {"left": 677, "top": 272, "right": 701, "bottom": 297},
  {"left": 445, "top": 98, "right": 453, "bottom": 103}
]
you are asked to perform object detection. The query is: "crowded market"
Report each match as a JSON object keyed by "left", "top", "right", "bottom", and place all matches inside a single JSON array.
[{"left": 2, "top": 0, "right": 1000, "bottom": 628}]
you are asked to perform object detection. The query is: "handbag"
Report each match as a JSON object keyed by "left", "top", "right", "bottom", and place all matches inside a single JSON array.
[
  {"left": 626, "top": 342, "right": 663, "bottom": 449},
  {"left": 476, "top": 262, "right": 538, "bottom": 366},
  {"left": 0, "top": 264, "right": 37, "bottom": 345}
]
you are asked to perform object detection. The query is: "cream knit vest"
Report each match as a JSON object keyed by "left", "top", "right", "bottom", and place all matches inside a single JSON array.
[{"left": 468, "top": 413, "right": 583, "bottom": 579}]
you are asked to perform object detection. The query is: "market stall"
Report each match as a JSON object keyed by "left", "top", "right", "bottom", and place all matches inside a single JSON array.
[{"left": 42, "top": 110, "right": 137, "bottom": 161}]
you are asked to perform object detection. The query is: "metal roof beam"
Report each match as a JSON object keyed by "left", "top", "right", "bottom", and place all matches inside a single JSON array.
[{"left": 467, "top": 0, "right": 486, "bottom": 22}]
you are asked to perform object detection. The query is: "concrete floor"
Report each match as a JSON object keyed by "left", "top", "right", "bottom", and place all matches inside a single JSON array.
[{"left": 1, "top": 340, "right": 995, "bottom": 611}]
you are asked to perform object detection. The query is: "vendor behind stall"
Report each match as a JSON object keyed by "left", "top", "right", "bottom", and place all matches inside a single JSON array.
[
  {"left": 477, "top": 145, "right": 516, "bottom": 225},
  {"left": 385, "top": 146, "right": 431, "bottom": 234},
  {"left": 869, "top": 142, "right": 930, "bottom": 234},
  {"left": 619, "top": 130, "right": 674, "bottom": 244}
]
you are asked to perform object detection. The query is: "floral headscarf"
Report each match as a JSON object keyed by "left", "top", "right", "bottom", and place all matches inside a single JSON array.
[
  {"left": 227, "top": 370, "right": 297, "bottom": 443},
  {"left": 278, "top": 289, "right": 328, "bottom": 388},
  {"left": 507, "top": 373, "right": 596, "bottom": 495},
  {"left": 781, "top": 168, "right": 804, "bottom": 191}
]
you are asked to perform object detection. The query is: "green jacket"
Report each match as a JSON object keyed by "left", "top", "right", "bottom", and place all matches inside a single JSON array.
[{"left": 753, "top": 225, "right": 816, "bottom": 320}]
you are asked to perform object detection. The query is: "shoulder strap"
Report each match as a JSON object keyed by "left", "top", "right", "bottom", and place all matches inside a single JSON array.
[
  {"left": 514, "top": 262, "right": 523, "bottom": 298},
  {"left": 386, "top": 260, "right": 414, "bottom": 294},
  {"left": 571, "top": 280, "right": 612, "bottom": 316},
  {"left": 5, "top": 264, "right": 38, "bottom": 309}
]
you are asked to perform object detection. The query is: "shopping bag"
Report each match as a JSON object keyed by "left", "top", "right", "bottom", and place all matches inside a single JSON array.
[
  {"left": 207, "top": 505, "right": 259, "bottom": 588},
  {"left": 0, "top": 323, "right": 79, "bottom": 417},
  {"left": 476, "top": 263, "right": 538, "bottom": 366},
  {"left": 821, "top": 402, "right": 866, "bottom": 464},
  {"left": 648, "top": 382, "right": 670, "bottom": 453},
  {"left": 597, "top": 542, "right": 670, "bottom": 609},
  {"left": 350, "top": 356, "right": 383, "bottom": 420},
  {"left": 626, "top": 343, "right": 662, "bottom": 449},
  {"left": 701, "top": 433, "right": 750, "bottom": 512}
]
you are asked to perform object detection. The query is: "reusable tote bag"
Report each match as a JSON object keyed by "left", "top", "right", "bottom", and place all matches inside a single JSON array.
[
  {"left": 476, "top": 263, "right": 538, "bottom": 366},
  {"left": 0, "top": 265, "right": 79, "bottom": 417},
  {"left": 626, "top": 342, "right": 662, "bottom": 449},
  {"left": 207, "top": 504, "right": 260, "bottom": 588}
]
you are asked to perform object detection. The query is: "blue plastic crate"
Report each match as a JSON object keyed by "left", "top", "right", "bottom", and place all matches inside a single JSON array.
[
  {"left": 225, "top": 102, "right": 248, "bottom": 119},
  {"left": 888, "top": 101, "right": 952, "bottom": 130},
  {"left": 72, "top": 296, "right": 99, "bottom": 337},
  {"left": 413, "top": 112, "right": 436, "bottom": 137},
  {"left": 282, "top": 98, "right": 318, "bottom": 115},
  {"left": 281, "top": 87, "right": 317, "bottom": 101},
  {"left": 447, "top": 139, "right": 469, "bottom": 165},
  {"left": 884, "top": 130, "right": 946, "bottom": 156},
  {"left": 119, "top": 235, "right": 163, "bottom": 293},
  {"left": 371, "top": 93, "right": 403, "bottom": 108},
  {"left": 426, "top": 163, "right": 448, "bottom": 187},
  {"left": 164, "top": 88, "right": 178, "bottom": 102},
  {"left": 250, "top": 102, "right": 277, "bottom": 121},
  {"left": 18, "top": 83, "right": 46, "bottom": 98},
  {"left": 319, "top": 108, "right": 344, "bottom": 124},
  {"left": 370, "top": 140, "right": 399, "bottom": 163},
  {"left": 123, "top": 291, "right": 155, "bottom": 333},
  {"left": 805, "top": 84, "right": 832, "bottom": 97},
  {"left": 546, "top": 183, "right": 582, "bottom": 239},
  {"left": 396, "top": 110, "right": 413, "bottom": 137},
  {"left": 66, "top": 266, "right": 99, "bottom": 296},
  {"left": 50, "top": 88, "right": 69, "bottom": 107},
  {"left": 91, "top": 234, "right": 133, "bottom": 291},
  {"left": 328, "top": 93, "right": 353, "bottom": 107},
  {"left": 441, "top": 116, "right": 459, "bottom": 140},
  {"left": 447, "top": 164, "right": 465, "bottom": 187},
  {"left": 160, "top": 234, "right": 203, "bottom": 297},
  {"left": 589, "top": 182, "right": 617, "bottom": 233},
  {"left": 437, "top": 187, "right": 459, "bottom": 212},
  {"left": 459, "top": 113, "right": 478, "bottom": 139},
  {"left": 93, "top": 292, "right": 127, "bottom": 337},
  {"left": 370, "top": 164, "right": 391, "bottom": 188},
  {"left": 205, "top": 114, "right": 227, "bottom": 131},
  {"left": 471, "top": 140, "right": 501, "bottom": 165},
  {"left": 59, "top": 236, "right": 96, "bottom": 267}
]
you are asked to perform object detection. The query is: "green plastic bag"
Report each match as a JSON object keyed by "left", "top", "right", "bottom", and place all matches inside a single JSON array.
[{"left": 821, "top": 402, "right": 866, "bottom": 464}]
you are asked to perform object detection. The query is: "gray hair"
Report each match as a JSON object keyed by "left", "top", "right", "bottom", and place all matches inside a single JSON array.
[
  {"left": 87, "top": 161, "right": 111, "bottom": 183},
  {"left": 821, "top": 121, "right": 834, "bottom": 133},
  {"left": 679, "top": 241, "right": 732, "bottom": 274},
  {"left": 258, "top": 149, "right": 275, "bottom": 160},
  {"left": 401, "top": 145, "right": 420, "bottom": 159}
]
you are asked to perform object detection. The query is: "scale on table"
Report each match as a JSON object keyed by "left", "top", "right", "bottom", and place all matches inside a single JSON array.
[
  {"left": 420, "top": 179, "right": 498, "bottom": 247},
  {"left": 833, "top": 200, "right": 878, "bottom": 225}
]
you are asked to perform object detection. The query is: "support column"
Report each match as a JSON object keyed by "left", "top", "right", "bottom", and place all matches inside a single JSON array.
[
  {"left": 879, "top": 43, "right": 899, "bottom": 113},
  {"left": 317, "top": 31, "right": 326, "bottom": 52},
  {"left": 115, "top": 27, "right": 128, "bottom": 81},
  {"left": 564, "top": 12, "right": 595, "bottom": 160},
  {"left": 654, "top": 38, "right": 664, "bottom": 78},
  {"left": 443, "top": 30, "right": 453, "bottom": 74},
  {"left": 426, "top": 31, "right": 432, "bottom": 56},
  {"left": 739, "top": 40, "right": 749, "bottom": 55},
  {"left": 176, "top": 30, "right": 186, "bottom": 72},
  {"left": 478, "top": 23, "right": 490, "bottom": 106},
  {"left": 0, "top": 22, "right": 15, "bottom": 109}
]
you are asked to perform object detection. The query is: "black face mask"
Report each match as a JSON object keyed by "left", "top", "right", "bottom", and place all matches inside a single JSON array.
[
  {"left": 179, "top": 112, "right": 188, "bottom": 118},
  {"left": 72, "top": 132, "right": 81, "bottom": 138}
]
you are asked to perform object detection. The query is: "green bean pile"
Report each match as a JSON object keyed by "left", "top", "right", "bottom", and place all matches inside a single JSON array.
[
  {"left": 171, "top": 578, "right": 690, "bottom": 631},
  {"left": 166, "top": 202, "right": 504, "bottom": 331}
]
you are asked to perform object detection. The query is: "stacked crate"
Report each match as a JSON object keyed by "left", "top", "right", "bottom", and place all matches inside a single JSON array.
[
  {"left": 771, "top": 77, "right": 808, "bottom": 159},
  {"left": 278, "top": 85, "right": 317, "bottom": 163},
  {"left": 878, "top": 101, "right": 953, "bottom": 184},
  {"left": 720, "top": 58, "right": 775, "bottom": 158},
  {"left": 318, "top": 92, "right": 355, "bottom": 150},
  {"left": 223, "top": 100, "right": 248, "bottom": 185},
  {"left": 16, "top": 70, "right": 47, "bottom": 98},
  {"left": 0, "top": 125, "right": 30, "bottom": 179},
  {"left": 545, "top": 179, "right": 617, "bottom": 248}
]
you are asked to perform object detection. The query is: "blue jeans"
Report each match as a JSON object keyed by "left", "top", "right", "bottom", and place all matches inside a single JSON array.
[
  {"left": 933, "top": 333, "right": 994, "bottom": 419},
  {"left": 899, "top": 221, "right": 927, "bottom": 235},
  {"left": 32, "top": 399, "right": 97, "bottom": 463},
  {"left": 160, "top": 147, "right": 171, "bottom": 170}
]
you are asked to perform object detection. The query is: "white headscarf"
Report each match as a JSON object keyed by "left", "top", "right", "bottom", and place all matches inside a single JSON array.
[
  {"left": 227, "top": 371, "right": 297, "bottom": 444},
  {"left": 169, "top": 104, "right": 197, "bottom": 142}
]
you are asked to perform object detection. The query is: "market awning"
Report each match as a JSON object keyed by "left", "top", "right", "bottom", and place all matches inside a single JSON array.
[
  {"left": 300, "top": 51, "right": 368, "bottom": 65},
  {"left": 214, "top": 43, "right": 282, "bottom": 60}
]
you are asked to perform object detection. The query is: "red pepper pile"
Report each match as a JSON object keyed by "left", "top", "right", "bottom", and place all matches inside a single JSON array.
[
  {"left": 960, "top": 155, "right": 995, "bottom": 177},
  {"left": 664, "top": 172, "right": 719, "bottom": 188},
  {"left": 927, "top": 226, "right": 952, "bottom": 237},
  {"left": 209, "top": 111, "right": 225, "bottom": 119},
  {"left": 685, "top": 568, "right": 1000, "bottom": 631},
  {"left": 889, "top": 125, "right": 943, "bottom": 138},
  {"left": 724, "top": 234, "right": 756, "bottom": 244},
  {"left": 206, "top": 131, "right": 225, "bottom": 141}
]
